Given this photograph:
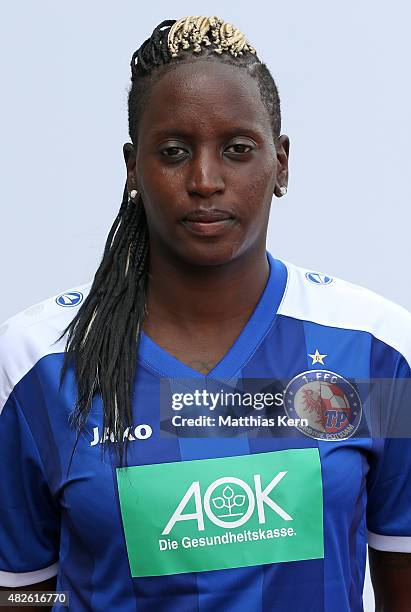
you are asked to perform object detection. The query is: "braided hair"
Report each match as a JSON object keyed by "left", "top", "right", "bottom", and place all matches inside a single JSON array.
[{"left": 56, "top": 16, "right": 282, "bottom": 468}]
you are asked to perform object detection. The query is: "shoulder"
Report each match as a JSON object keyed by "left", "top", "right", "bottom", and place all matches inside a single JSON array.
[
  {"left": 278, "top": 259, "right": 411, "bottom": 366},
  {"left": 0, "top": 282, "right": 92, "bottom": 413}
]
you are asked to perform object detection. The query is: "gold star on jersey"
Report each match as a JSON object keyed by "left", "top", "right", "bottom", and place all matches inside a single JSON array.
[{"left": 308, "top": 349, "right": 327, "bottom": 365}]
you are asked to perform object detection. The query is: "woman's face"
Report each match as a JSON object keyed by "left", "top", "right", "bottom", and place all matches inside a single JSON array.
[{"left": 124, "top": 60, "right": 289, "bottom": 268}]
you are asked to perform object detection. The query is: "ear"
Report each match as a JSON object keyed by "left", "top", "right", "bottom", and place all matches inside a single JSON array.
[
  {"left": 123, "top": 143, "right": 137, "bottom": 193},
  {"left": 273, "top": 135, "right": 290, "bottom": 198}
]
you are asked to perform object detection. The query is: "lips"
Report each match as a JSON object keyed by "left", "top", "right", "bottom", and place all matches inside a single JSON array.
[
  {"left": 183, "top": 209, "right": 234, "bottom": 223},
  {"left": 181, "top": 209, "right": 236, "bottom": 237}
]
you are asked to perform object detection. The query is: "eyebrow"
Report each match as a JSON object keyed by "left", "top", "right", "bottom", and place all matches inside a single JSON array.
[{"left": 149, "top": 126, "right": 264, "bottom": 140}]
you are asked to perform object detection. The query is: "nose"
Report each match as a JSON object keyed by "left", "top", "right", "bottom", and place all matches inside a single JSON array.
[{"left": 186, "top": 148, "right": 225, "bottom": 198}]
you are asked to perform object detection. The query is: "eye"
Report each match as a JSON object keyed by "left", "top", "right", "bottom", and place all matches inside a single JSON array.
[
  {"left": 160, "top": 146, "right": 187, "bottom": 158},
  {"left": 225, "top": 143, "right": 253, "bottom": 155}
]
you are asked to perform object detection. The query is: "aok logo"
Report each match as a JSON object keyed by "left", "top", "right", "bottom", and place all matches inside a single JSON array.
[
  {"left": 162, "top": 473, "right": 293, "bottom": 535},
  {"left": 117, "top": 449, "right": 324, "bottom": 576}
]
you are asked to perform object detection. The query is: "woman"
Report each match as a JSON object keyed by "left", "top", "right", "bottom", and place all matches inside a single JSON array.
[{"left": 0, "top": 15, "right": 410, "bottom": 612}]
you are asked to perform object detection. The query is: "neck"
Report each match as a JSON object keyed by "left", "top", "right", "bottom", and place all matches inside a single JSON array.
[{"left": 143, "top": 244, "right": 270, "bottom": 333}]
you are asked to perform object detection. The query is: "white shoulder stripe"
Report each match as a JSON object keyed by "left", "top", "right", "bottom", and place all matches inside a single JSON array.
[
  {"left": 0, "top": 282, "right": 92, "bottom": 414},
  {"left": 278, "top": 260, "right": 411, "bottom": 367},
  {"left": 368, "top": 531, "right": 411, "bottom": 553},
  {"left": 0, "top": 562, "right": 59, "bottom": 587}
]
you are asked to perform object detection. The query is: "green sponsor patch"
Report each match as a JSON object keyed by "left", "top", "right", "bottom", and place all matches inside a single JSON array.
[{"left": 117, "top": 449, "right": 323, "bottom": 577}]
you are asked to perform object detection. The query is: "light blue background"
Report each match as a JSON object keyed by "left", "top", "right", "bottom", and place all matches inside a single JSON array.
[{"left": 2, "top": 2, "right": 410, "bottom": 608}]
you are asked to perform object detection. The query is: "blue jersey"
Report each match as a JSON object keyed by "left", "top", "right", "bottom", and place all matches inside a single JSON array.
[{"left": 1, "top": 252, "right": 411, "bottom": 611}]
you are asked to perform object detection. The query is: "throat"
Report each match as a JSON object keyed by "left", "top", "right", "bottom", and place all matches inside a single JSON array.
[{"left": 141, "top": 317, "right": 251, "bottom": 375}]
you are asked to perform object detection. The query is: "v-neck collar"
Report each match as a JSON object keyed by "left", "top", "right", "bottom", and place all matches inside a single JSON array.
[{"left": 138, "top": 252, "right": 288, "bottom": 380}]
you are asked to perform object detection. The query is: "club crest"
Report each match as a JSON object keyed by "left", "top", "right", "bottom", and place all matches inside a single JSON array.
[{"left": 283, "top": 370, "right": 362, "bottom": 440}]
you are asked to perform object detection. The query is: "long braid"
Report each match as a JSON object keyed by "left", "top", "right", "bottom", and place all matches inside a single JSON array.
[
  {"left": 56, "top": 15, "right": 282, "bottom": 468},
  {"left": 56, "top": 184, "right": 148, "bottom": 468}
]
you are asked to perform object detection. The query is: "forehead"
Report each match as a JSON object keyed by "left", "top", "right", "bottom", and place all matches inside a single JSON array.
[{"left": 138, "top": 60, "right": 272, "bottom": 139}]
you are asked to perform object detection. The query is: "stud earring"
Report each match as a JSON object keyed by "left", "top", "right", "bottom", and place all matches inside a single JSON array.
[
  {"left": 279, "top": 186, "right": 287, "bottom": 196},
  {"left": 129, "top": 189, "right": 138, "bottom": 199}
]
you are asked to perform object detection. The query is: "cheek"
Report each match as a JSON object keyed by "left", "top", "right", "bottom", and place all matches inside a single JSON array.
[
  {"left": 138, "top": 167, "right": 184, "bottom": 229},
  {"left": 237, "top": 164, "right": 276, "bottom": 219}
]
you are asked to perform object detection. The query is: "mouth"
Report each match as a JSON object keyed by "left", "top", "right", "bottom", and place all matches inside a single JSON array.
[
  {"left": 183, "top": 209, "right": 235, "bottom": 223},
  {"left": 181, "top": 209, "right": 236, "bottom": 237}
]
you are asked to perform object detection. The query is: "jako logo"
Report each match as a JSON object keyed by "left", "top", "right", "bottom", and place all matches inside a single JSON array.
[
  {"left": 162, "top": 473, "right": 293, "bottom": 534},
  {"left": 55, "top": 291, "right": 84, "bottom": 307},
  {"left": 305, "top": 272, "right": 333, "bottom": 285},
  {"left": 90, "top": 424, "right": 152, "bottom": 446}
]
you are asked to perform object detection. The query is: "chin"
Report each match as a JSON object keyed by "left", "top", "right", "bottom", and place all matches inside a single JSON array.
[
  {"left": 175, "top": 242, "right": 245, "bottom": 268},
  {"left": 167, "top": 243, "right": 241, "bottom": 266}
]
